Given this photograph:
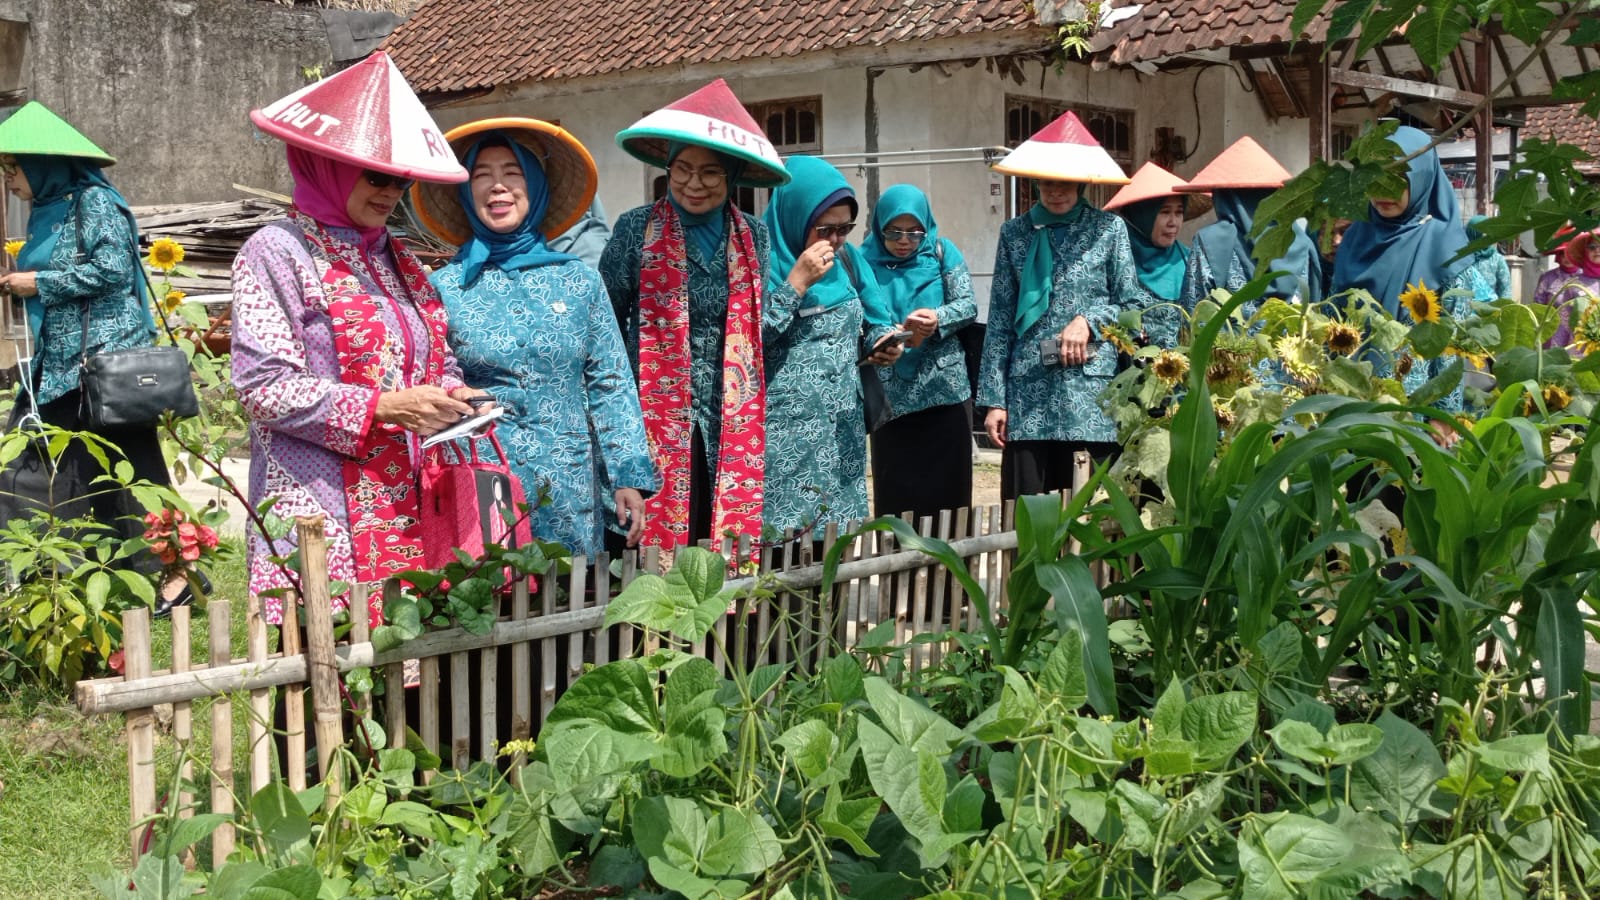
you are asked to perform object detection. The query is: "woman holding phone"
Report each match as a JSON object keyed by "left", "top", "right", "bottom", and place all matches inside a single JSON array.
[
  {"left": 860, "top": 184, "right": 976, "bottom": 520},
  {"left": 761, "top": 155, "right": 902, "bottom": 537}
]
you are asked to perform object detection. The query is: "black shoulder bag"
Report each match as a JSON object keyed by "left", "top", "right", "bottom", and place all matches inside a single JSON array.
[
  {"left": 841, "top": 251, "right": 895, "bottom": 433},
  {"left": 74, "top": 192, "right": 199, "bottom": 429}
]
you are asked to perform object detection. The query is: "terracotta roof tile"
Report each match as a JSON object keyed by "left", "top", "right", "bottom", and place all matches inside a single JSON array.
[
  {"left": 385, "top": 0, "right": 1039, "bottom": 93},
  {"left": 1523, "top": 104, "right": 1600, "bottom": 172},
  {"left": 1092, "top": 0, "right": 1328, "bottom": 67}
]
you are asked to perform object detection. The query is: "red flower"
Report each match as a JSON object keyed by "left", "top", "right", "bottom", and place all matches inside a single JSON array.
[{"left": 108, "top": 650, "right": 125, "bottom": 674}]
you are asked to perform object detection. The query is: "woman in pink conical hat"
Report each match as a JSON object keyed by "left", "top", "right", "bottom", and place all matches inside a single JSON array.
[
  {"left": 230, "top": 52, "right": 487, "bottom": 629},
  {"left": 977, "top": 112, "right": 1156, "bottom": 500},
  {"left": 600, "top": 79, "right": 790, "bottom": 559}
]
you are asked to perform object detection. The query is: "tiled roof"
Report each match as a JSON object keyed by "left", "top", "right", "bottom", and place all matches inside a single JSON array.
[
  {"left": 1523, "top": 104, "right": 1600, "bottom": 173},
  {"left": 1092, "top": 0, "right": 1326, "bottom": 67},
  {"left": 384, "top": 0, "right": 1039, "bottom": 94}
]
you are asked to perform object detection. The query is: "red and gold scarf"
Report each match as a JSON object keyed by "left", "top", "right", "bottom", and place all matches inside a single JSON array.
[
  {"left": 292, "top": 209, "right": 453, "bottom": 626},
  {"left": 637, "top": 198, "right": 766, "bottom": 560}
]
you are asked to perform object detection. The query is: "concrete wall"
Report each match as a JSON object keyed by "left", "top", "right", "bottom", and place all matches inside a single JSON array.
[
  {"left": 0, "top": 0, "right": 331, "bottom": 205},
  {"left": 428, "top": 55, "right": 1310, "bottom": 319}
]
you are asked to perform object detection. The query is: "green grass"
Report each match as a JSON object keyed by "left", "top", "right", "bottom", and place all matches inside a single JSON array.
[{"left": 0, "top": 545, "right": 252, "bottom": 899}]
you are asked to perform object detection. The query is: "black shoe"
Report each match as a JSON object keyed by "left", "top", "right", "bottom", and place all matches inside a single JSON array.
[{"left": 154, "top": 571, "right": 212, "bottom": 619}]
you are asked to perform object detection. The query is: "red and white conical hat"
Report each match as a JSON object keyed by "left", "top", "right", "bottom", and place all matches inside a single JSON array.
[
  {"left": 991, "top": 111, "right": 1129, "bottom": 184},
  {"left": 1176, "top": 136, "right": 1291, "bottom": 192},
  {"left": 616, "top": 79, "right": 790, "bottom": 188},
  {"left": 249, "top": 51, "right": 467, "bottom": 184}
]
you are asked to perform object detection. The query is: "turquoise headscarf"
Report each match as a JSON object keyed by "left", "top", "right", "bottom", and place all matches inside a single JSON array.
[
  {"left": 1331, "top": 126, "right": 1470, "bottom": 316},
  {"left": 15, "top": 154, "right": 149, "bottom": 343},
  {"left": 763, "top": 155, "right": 886, "bottom": 319},
  {"left": 862, "top": 184, "right": 963, "bottom": 373},
  {"left": 452, "top": 135, "right": 578, "bottom": 286},
  {"left": 1015, "top": 188, "right": 1087, "bottom": 336},
  {"left": 1117, "top": 195, "right": 1190, "bottom": 302}
]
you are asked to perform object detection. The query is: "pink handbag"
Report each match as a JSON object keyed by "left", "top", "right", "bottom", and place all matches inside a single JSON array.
[{"left": 419, "top": 425, "right": 534, "bottom": 570}]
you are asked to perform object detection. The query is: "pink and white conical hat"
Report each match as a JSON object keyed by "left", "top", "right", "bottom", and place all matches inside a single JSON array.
[
  {"left": 249, "top": 51, "right": 467, "bottom": 184},
  {"left": 991, "top": 111, "right": 1129, "bottom": 184},
  {"left": 616, "top": 79, "right": 790, "bottom": 188}
]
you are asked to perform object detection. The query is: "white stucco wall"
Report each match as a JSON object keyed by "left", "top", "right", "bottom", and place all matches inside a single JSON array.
[{"left": 431, "top": 55, "right": 1307, "bottom": 320}]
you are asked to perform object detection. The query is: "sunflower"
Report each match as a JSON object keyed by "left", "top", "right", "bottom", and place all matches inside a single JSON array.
[
  {"left": 161, "top": 290, "right": 187, "bottom": 314},
  {"left": 1443, "top": 345, "right": 1490, "bottom": 369},
  {"left": 1324, "top": 323, "right": 1361, "bottom": 356},
  {"left": 1398, "top": 280, "right": 1440, "bottom": 323},
  {"left": 3, "top": 239, "right": 22, "bottom": 259},
  {"left": 147, "top": 238, "right": 184, "bottom": 271},
  {"left": 1542, "top": 384, "right": 1571, "bottom": 412},
  {"left": 1100, "top": 322, "right": 1138, "bottom": 357},
  {"left": 1572, "top": 304, "right": 1600, "bottom": 356},
  {"left": 1396, "top": 354, "right": 1415, "bottom": 378},
  {"left": 1152, "top": 350, "right": 1189, "bottom": 385},
  {"left": 1275, "top": 334, "right": 1324, "bottom": 385}
]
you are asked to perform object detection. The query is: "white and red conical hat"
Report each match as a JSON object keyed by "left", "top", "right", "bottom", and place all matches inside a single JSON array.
[
  {"left": 616, "top": 79, "right": 790, "bottom": 188},
  {"left": 991, "top": 111, "right": 1129, "bottom": 184},
  {"left": 249, "top": 51, "right": 467, "bottom": 184}
]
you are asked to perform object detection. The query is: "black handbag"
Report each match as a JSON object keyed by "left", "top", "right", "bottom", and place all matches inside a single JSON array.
[
  {"left": 0, "top": 393, "right": 90, "bottom": 525},
  {"left": 73, "top": 194, "right": 200, "bottom": 430},
  {"left": 860, "top": 363, "right": 894, "bottom": 433}
]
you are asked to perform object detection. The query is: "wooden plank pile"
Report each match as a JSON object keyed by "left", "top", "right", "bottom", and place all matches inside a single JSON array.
[{"left": 131, "top": 198, "right": 287, "bottom": 297}]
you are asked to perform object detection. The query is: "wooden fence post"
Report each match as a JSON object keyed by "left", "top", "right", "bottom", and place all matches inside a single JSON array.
[
  {"left": 123, "top": 608, "right": 156, "bottom": 862},
  {"left": 297, "top": 516, "right": 344, "bottom": 801}
]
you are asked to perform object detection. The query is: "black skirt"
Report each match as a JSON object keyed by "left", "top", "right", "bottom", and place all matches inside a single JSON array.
[{"left": 870, "top": 401, "right": 973, "bottom": 526}]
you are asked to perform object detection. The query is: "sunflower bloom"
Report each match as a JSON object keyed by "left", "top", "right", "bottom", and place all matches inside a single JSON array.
[
  {"left": 1324, "top": 323, "right": 1361, "bottom": 356},
  {"left": 1152, "top": 351, "right": 1189, "bottom": 384},
  {"left": 1396, "top": 354, "right": 1414, "bottom": 378},
  {"left": 1398, "top": 280, "right": 1440, "bottom": 323},
  {"left": 3, "top": 239, "right": 22, "bottom": 259},
  {"left": 161, "top": 290, "right": 187, "bottom": 314},
  {"left": 1572, "top": 305, "right": 1600, "bottom": 356},
  {"left": 1100, "top": 323, "right": 1138, "bottom": 357},
  {"left": 1443, "top": 345, "right": 1490, "bottom": 369},
  {"left": 1542, "top": 384, "right": 1571, "bottom": 412},
  {"left": 147, "top": 238, "right": 184, "bottom": 271},
  {"left": 1275, "top": 334, "right": 1324, "bottom": 384}
]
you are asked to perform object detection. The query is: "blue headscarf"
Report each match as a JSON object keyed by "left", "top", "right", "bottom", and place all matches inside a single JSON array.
[
  {"left": 1332, "top": 125, "right": 1470, "bottom": 316},
  {"left": 1117, "top": 195, "right": 1190, "bottom": 302},
  {"left": 862, "top": 184, "right": 963, "bottom": 372},
  {"left": 15, "top": 154, "right": 147, "bottom": 342},
  {"left": 452, "top": 135, "right": 578, "bottom": 286},
  {"left": 763, "top": 155, "right": 889, "bottom": 320},
  {"left": 666, "top": 142, "right": 744, "bottom": 261},
  {"left": 1193, "top": 187, "right": 1322, "bottom": 303}
]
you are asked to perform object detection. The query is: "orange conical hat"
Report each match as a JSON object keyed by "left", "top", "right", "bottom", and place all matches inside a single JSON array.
[
  {"left": 990, "top": 111, "right": 1129, "bottom": 184},
  {"left": 1176, "top": 136, "right": 1291, "bottom": 192},
  {"left": 249, "top": 51, "right": 467, "bottom": 184},
  {"left": 1104, "top": 162, "right": 1194, "bottom": 210},
  {"left": 617, "top": 79, "right": 790, "bottom": 187}
]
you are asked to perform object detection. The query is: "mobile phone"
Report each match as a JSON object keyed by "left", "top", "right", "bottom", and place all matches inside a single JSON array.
[
  {"left": 1039, "top": 336, "right": 1062, "bottom": 367},
  {"left": 464, "top": 394, "right": 496, "bottom": 407},
  {"left": 859, "top": 330, "right": 915, "bottom": 364}
]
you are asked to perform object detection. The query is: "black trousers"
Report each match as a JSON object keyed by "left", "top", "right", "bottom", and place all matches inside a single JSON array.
[
  {"left": 871, "top": 401, "right": 973, "bottom": 523},
  {"left": 1000, "top": 439, "right": 1119, "bottom": 501}
]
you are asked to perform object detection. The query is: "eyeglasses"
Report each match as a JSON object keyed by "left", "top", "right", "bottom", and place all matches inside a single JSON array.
[
  {"left": 362, "top": 170, "right": 415, "bottom": 192},
  {"left": 813, "top": 222, "right": 857, "bottom": 240},
  {"left": 668, "top": 162, "right": 728, "bottom": 187},
  {"left": 882, "top": 228, "right": 926, "bottom": 244}
]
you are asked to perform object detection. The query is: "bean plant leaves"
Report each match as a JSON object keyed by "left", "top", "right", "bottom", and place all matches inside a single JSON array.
[
  {"left": 864, "top": 677, "right": 964, "bottom": 753},
  {"left": 700, "top": 807, "right": 783, "bottom": 877},
  {"left": 602, "top": 546, "right": 736, "bottom": 641},
  {"left": 543, "top": 659, "right": 659, "bottom": 734},
  {"left": 1238, "top": 812, "right": 1359, "bottom": 898},
  {"left": 541, "top": 722, "right": 660, "bottom": 789},
  {"left": 858, "top": 719, "right": 949, "bottom": 854},
  {"left": 632, "top": 796, "right": 707, "bottom": 870},
  {"left": 1270, "top": 721, "right": 1384, "bottom": 766},
  {"left": 1037, "top": 635, "right": 1088, "bottom": 708},
  {"left": 250, "top": 782, "right": 311, "bottom": 854},
  {"left": 776, "top": 720, "right": 836, "bottom": 780},
  {"left": 824, "top": 653, "right": 865, "bottom": 704},
  {"left": 1350, "top": 711, "right": 1450, "bottom": 826}
]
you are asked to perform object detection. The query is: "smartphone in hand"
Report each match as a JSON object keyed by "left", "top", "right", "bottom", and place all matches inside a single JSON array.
[{"left": 860, "top": 330, "right": 915, "bottom": 365}]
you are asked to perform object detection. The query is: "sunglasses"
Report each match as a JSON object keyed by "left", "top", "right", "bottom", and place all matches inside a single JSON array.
[
  {"left": 813, "top": 222, "right": 857, "bottom": 239},
  {"left": 882, "top": 229, "right": 927, "bottom": 243},
  {"left": 362, "top": 170, "right": 415, "bottom": 191}
]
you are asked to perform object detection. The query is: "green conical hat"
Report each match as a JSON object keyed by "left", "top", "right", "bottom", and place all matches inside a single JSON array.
[{"left": 0, "top": 102, "right": 116, "bottom": 165}]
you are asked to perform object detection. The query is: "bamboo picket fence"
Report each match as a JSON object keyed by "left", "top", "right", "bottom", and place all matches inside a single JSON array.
[{"left": 74, "top": 492, "right": 1067, "bottom": 864}]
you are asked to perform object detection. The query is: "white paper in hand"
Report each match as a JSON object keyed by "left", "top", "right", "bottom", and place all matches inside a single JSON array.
[{"left": 420, "top": 406, "right": 504, "bottom": 449}]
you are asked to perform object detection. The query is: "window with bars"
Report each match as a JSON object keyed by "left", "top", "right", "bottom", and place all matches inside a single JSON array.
[{"left": 1003, "top": 95, "right": 1136, "bottom": 216}]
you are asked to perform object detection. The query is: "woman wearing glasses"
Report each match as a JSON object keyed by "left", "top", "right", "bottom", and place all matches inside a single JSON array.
[
  {"left": 761, "top": 155, "right": 903, "bottom": 536},
  {"left": 415, "top": 119, "right": 656, "bottom": 557},
  {"left": 230, "top": 55, "right": 483, "bottom": 628},
  {"left": 859, "top": 184, "right": 976, "bottom": 521},
  {"left": 601, "top": 80, "right": 788, "bottom": 557}
]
